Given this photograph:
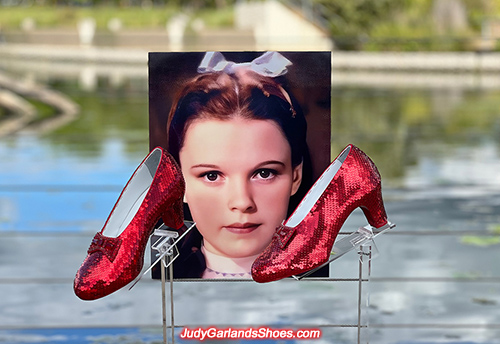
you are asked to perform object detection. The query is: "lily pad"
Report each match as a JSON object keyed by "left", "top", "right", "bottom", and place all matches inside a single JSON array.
[{"left": 460, "top": 236, "right": 500, "bottom": 247}]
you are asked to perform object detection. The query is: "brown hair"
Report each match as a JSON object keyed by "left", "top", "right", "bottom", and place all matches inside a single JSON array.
[{"left": 168, "top": 70, "right": 304, "bottom": 158}]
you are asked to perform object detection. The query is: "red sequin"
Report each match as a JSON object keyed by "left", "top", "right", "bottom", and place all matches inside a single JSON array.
[
  {"left": 251, "top": 144, "right": 388, "bottom": 283},
  {"left": 74, "top": 147, "right": 185, "bottom": 300}
]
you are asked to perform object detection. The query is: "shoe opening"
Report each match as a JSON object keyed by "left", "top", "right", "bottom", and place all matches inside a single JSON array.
[
  {"left": 103, "top": 148, "right": 162, "bottom": 238},
  {"left": 286, "top": 145, "right": 351, "bottom": 228}
]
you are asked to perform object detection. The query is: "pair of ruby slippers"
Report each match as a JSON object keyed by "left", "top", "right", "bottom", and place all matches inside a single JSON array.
[{"left": 74, "top": 144, "right": 389, "bottom": 299}]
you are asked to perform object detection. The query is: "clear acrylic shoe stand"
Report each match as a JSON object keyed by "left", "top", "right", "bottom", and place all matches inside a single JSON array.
[{"left": 141, "top": 221, "right": 394, "bottom": 344}]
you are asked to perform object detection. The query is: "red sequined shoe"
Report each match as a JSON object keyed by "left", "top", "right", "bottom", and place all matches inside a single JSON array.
[
  {"left": 251, "top": 144, "right": 389, "bottom": 283},
  {"left": 74, "top": 147, "right": 184, "bottom": 300}
]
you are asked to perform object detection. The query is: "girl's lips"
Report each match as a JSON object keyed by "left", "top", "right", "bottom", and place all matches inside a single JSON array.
[{"left": 224, "top": 223, "right": 261, "bottom": 234}]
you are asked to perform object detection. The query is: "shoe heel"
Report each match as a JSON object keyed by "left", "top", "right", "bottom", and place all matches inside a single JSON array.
[
  {"left": 360, "top": 184, "right": 388, "bottom": 229},
  {"left": 161, "top": 197, "right": 184, "bottom": 229}
]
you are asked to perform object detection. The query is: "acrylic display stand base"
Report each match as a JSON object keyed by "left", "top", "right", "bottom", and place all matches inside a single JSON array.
[{"left": 146, "top": 221, "right": 394, "bottom": 344}]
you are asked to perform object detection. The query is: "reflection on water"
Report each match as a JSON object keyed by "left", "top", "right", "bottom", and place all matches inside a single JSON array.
[
  {"left": 1, "top": 66, "right": 500, "bottom": 231},
  {"left": 39, "top": 76, "right": 149, "bottom": 157},
  {"left": 0, "top": 73, "right": 150, "bottom": 232},
  {"left": 331, "top": 87, "right": 500, "bottom": 190}
]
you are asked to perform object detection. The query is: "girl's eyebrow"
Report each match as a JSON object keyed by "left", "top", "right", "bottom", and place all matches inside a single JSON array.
[
  {"left": 190, "top": 164, "right": 220, "bottom": 170},
  {"left": 256, "top": 160, "right": 286, "bottom": 168}
]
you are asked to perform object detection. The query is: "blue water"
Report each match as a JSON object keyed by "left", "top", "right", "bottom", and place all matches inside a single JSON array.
[
  {"left": 0, "top": 135, "right": 143, "bottom": 186},
  {"left": 0, "top": 135, "right": 146, "bottom": 232}
]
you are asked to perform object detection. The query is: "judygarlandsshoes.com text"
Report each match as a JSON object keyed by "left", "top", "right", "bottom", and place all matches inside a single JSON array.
[{"left": 179, "top": 327, "right": 321, "bottom": 341}]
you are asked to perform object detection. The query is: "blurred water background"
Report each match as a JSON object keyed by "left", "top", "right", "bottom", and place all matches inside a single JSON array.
[{"left": 1, "top": 1, "right": 500, "bottom": 343}]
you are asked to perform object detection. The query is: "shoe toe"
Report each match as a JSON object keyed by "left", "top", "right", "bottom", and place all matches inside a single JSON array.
[{"left": 74, "top": 252, "right": 118, "bottom": 300}]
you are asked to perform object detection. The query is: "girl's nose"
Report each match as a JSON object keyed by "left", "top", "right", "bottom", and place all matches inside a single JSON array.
[{"left": 227, "top": 179, "right": 256, "bottom": 213}]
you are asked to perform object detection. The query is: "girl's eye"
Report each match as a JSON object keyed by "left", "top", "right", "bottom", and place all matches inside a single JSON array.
[
  {"left": 203, "top": 171, "right": 220, "bottom": 182},
  {"left": 255, "top": 169, "right": 276, "bottom": 180}
]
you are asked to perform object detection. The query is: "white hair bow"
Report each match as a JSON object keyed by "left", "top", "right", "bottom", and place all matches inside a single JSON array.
[{"left": 197, "top": 51, "right": 292, "bottom": 77}]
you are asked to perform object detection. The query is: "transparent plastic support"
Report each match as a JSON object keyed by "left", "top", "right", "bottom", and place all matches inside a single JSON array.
[
  {"left": 127, "top": 222, "right": 195, "bottom": 344},
  {"left": 153, "top": 223, "right": 195, "bottom": 344},
  {"left": 357, "top": 242, "right": 374, "bottom": 344},
  {"left": 160, "top": 247, "right": 176, "bottom": 344},
  {"left": 129, "top": 222, "right": 195, "bottom": 290}
]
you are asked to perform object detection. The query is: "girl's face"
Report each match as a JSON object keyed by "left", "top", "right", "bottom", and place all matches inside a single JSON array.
[{"left": 179, "top": 117, "right": 302, "bottom": 258}]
